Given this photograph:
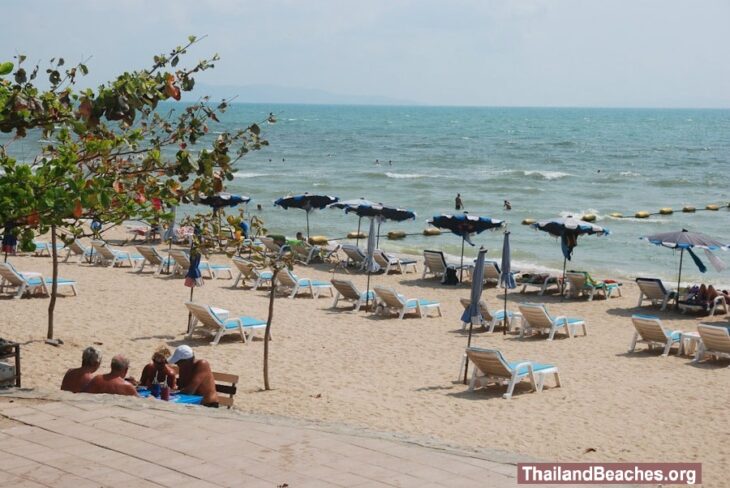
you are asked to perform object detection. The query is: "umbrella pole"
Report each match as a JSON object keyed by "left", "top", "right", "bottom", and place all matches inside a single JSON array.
[
  {"left": 463, "top": 322, "right": 474, "bottom": 384},
  {"left": 376, "top": 220, "right": 381, "bottom": 249},
  {"left": 503, "top": 283, "right": 508, "bottom": 336},
  {"left": 676, "top": 248, "right": 685, "bottom": 309},
  {"left": 365, "top": 268, "right": 372, "bottom": 312},
  {"left": 460, "top": 237, "right": 465, "bottom": 283},
  {"left": 356, "top": 217, "right": 362, "bottom": 247},
  {"left": 306, "top": 212, "right": 310, "bottom": 241},
  {"left": 561, "top": 256, "right": 567, "bottom": 300}
]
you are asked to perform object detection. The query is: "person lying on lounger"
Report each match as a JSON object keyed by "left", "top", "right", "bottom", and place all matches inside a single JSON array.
[
  {"left": 61, "top": 346, "right": 102, "bottom": 393},
  {"left": 168, "top": 345, "right": 219, "bottom": 407},
  {"left": 139, "top": 345, "right": 177, "bottom": 390},
  {"left": 85, "top": 354, "right": 139, "bottom": 397}
]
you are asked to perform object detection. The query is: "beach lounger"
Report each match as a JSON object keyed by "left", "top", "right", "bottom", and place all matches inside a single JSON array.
[
  {"left": 340, "top": 244, "right": 367, "bottom": 269},
  {"left": 32, "top": 241, "right": 65, "bottom": 257},
  {"left": 519, "top": 273, "right": 562, "bottom": 295},
  {"left": 170, "top": 249, "right": 233, "bottom": 279},
  {"left": 0, "top": 263, "right": 77, "bottom": 298},
  {"left": 635, "top": 277, "right": 677, "bottom": 311},
  {"left": 518, "top": 303, "right": 586, "bottom": 340},
  {"left": 628, "top": 314, "right": 681, "bottom": 356},
  {"left": 464, "top": 347, "right": 561, "bottom": 399},
  {"left": 694, "top": 324, "right": 730, "bottom": 363},
  {"left": 677, "top": 287, "right": 728, "bottom": 316},
  {"left": 185, "top": 302, "right": 267, "bottom": 345},
  {"left": 422, "top": 250, "right": 465, "bottom": 280},
  {"left": 259, "top": 236, "right": 285, "bottom": 258},
  {"left": 231, "top": 256, "right": 273, "bottom": 289},
  {"left": 90, "top": 240, "right": 145, "bottom": 268},
  {"left": 565, "top": 271, "right": 622, "bottom": 300},
  {"left": 290, "top": 240, "right": 321, "bottom": 265},
  {"left": 276, "top": 268, "right": 333, "bottom": 299},
  {"left": 373, "top": 286, "right": 442, "bottom": 319},
  {"left": 63, "top": 240, "right": 93, "bottom": 263},
  {"left": 459, "top": 298, "right": 519, "bottom": 333},
  {"left": 135, "top": 246, "right": 175, "bottom": 275},
  {"left": 125, "top": 222, "right": 154, "bottom": 242},
  {"left": 373, "top": 249, "right": 418, "bottom": 274},
  {"left": 330, "top": 279, "right": 374, "bottom": 311}
]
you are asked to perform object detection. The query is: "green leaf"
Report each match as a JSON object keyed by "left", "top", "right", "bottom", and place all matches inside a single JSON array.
[
  {"left": 79, "top": 64, "right": 88, "bottom": 75},
  {"left": 14, "top": 68, "right": 26, "bottom": 84},
  {"left": 171, "top": 56, "right": 179, "bottom": 67},
  {"left": 188, "top": 35, "right": 197, "bottom": 43},
  {"left": 249, "top": 123, "right": 260, "bottom": 136},
  {"left": 0, "top": 62, "right": 13, "bottom": 75}
]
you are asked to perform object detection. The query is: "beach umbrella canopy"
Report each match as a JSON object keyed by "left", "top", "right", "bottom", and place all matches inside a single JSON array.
[
  {"left": 640, "top": 228, "right": 728, "bottom": 308},
  {"left": 460, "top": 247, "right": 487, "bottom": 383},
  {"left": 348, "top": 203, "right": 417, "bottom": 246},
  {"left": 499, "top": 231, "right": 517, "bottom": 335},
  {"left": 199, "top": 192, "right": 251, "bottom": 209},
  {"left": 531, "top": 216, "right": 609, "bottom": 296},
  {"left": 274, "top": 193, "right": 340, "bottom": 239},
  {"left": 328, "top": 198, "right": 377, "bottom": 246},
  {"left": 428, "top": 213, "right": 505, "bottom": 281}
]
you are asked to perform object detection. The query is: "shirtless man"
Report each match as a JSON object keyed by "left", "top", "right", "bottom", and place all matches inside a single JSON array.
[
  {"left": 168, "top": 345, "right": 218, "bottom": 407},
  {"left": 85, "top": 354, "right": 139, "bottom": 397},
  {"left": 61, "top": 346, "right": 102, "bottom": 393}
]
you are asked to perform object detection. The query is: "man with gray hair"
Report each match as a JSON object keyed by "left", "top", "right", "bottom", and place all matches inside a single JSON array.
[
  {"left": 85, "top": 354, "right": 138, "bottom": 397},
  {"left": 61, "top": 346, "right": 102, "bottom": 393}
]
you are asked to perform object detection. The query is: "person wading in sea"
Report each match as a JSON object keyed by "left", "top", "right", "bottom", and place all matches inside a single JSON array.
[{"left": 455, "top": 193, "right": 464, "bottom": 211}]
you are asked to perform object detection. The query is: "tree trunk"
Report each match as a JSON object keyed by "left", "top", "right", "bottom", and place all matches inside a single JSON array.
[
  {"left": 47, "top": 224, "right": 59, "bottom": 340},
  {"left": 263, "top": 268, "right": 278, "bottom": 390}
]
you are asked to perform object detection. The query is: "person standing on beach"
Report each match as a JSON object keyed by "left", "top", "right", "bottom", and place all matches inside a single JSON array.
[
  {"left": 455, "top": 193, "right": 464, "bottom": 211},
  {"left": 85, "top": 355, "right": 139, "bottom": 397},
  {"left": 61, "top": 346, "right": 102, "bottom": 393},
  {"left": 168, "top": 345, "right": 219, "bottom": 408}
]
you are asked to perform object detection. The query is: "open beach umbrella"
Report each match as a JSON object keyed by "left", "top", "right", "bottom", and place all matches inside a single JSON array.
[
  {"left": 274, "top": 193, "right": 340, "bottom": 240},
  {"left": 328, "top": 198, "right": 376, "bottom": 246},
  {"left": 531, "top": 216, "right": 609, "bottom": 296},
  {"left": 640, "top": 228, "right": 728, "bottom": 308},
  {"left": 460, "top": 247, "right": 487, "bottom": 383},
  {"left": 499, "top": 232, "right": 517, "bottom": 335},
  {"left": 199, "top": 192, "right": 251, "bottom": 209},
  {"left": 428, "top": 213, "right": 506, "bottom": 282},
  {"left": 346, "top": 203, "right": 416, "bottom": 246}
]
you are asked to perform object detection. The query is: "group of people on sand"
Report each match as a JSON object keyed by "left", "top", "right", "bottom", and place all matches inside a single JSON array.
[{"left": 61, "top": 344, "right": 220, "bottom": 407}]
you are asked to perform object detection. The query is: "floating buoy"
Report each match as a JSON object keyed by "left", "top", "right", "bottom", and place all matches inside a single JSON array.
[
  {"left": 659, "top": 208, "right": 673, "bottom": 215},
  {"left": 581, "top": 214, "right": 596, "bottom": 222},
  {"left": 609, "top": 212, "right": 623, "bottom": 218},
  {"left": 522, "top": 218, "right": 535, "bottom": 225},
  {"left": 309, "top": 235, "right": 329, "bottom": 245},
  {"left": 706, "top": 204, "right": 719, "bottom": 211},
  {"left": 683, "top": 206, "right": 696, "bottom": 213},
  {"left": 347, "top": 231, "right": 366, "bottom": 239},
  {"left": 423, "top": 227, "right": 441, "bottom": 236},
  {"left": 635, "top": 211, "right": 650, "bottom": 219},
  {"left": 387, "top": 230, "right": 406, "bottom": 240}
]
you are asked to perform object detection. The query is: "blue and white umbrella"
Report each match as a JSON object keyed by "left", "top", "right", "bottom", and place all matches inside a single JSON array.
[
  {"left": 460, "top": 247, "right": 487, "bottom": 383},
  {"left": 274, "top": 193, "right": 340, "bottom": 240},
  {"left": 428, "top": 213, "right": 505, "bottom": 282},
  {"left": 532, "top": 216, "right": 609, "bottom": 296},
  {"left": 641, "top": 228, "right": 728, "bottom": 308},
  {"left": 347, "top": 203, "right": 417, "bottom": 246},
  {"left": 328, "top": 198, "right": 377, "bottom": 246},
  {"left": 199, "top": 193, "right": 251, "bottom": 209}
]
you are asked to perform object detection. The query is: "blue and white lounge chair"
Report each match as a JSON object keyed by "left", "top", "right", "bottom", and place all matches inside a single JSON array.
[
  {"left": 465, "top": 347, "right": 561, "bottom": 399},
  {"left": 231, "top": 256, "right": 273, "bottom": 289},
  {"left": 373, "top": 286, "right": 442, "bottom": 319},
  {"left": 91, "top": 240, "right": 144, "bottom": 268},
  {"left": 0, "top": 263, "right": 77, "bottom": 299},
  {"left": 170, "top": 249, "right": 233, "bottom": 279},
  {"left": 135, "top": 246, "right": 175, "bottom": 275},
  {"left": 517, "top": 303, "right": 587, "bottom": 340},
  {"left": 459, "top": 298, "right": 519, "bottom": 333},
  {"left": 276, "top": 269, "right": 333, "bottom": 298},
  {"left": 330, "top": 279, "right": 374, "bottom": 311},
  {"left": 373, "top": 249, "right": 418, "bottom": 274},
  {"left": 629, "top": 315, "right": 681, "bottom": 356},
  {"left": 565, "top": 271, "right": 622, "bottom": 300},
  {"left": 32, "top": 241, "right": 65, "bottom": 257},
  {"left": 185, "top": 302, "right": 267, "bottom": 345},
  {"left": 635, "top": 277, "right": 677, "bottom": 311},
  {"left": 63, "top": 240, "right": 93, "bottom": 264}
]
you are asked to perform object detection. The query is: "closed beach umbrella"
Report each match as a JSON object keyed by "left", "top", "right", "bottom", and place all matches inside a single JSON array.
[
  {"left": 428, "top": 213, "right": 505, "bottom": 282},
  {"left": 460, "top": 247, "right": 487, "bottom": 383},
  {"left": 274, "top": 193, "right": 340, "bottom": 240},
  {"left": 183, "top": 228, "right": 204, "bottom": 331},
  {"left": 640, "top": 228, "right": 728, "bottom": 308},
  {"left": 499, "top": 231, "right": 517, "bottom": 335},
  {"left": 531, "top": 216, "right": 609, "bottom": 296},
  {"left": 364, "top": 217, "right": 380, "bottom": 311}
]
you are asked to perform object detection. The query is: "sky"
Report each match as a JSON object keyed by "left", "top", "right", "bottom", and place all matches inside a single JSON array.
[{"left": 2, "top": 0, "right": 729, "bottom": 108}]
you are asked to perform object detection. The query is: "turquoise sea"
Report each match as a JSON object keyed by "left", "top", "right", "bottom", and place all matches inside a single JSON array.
[{"left": 7, "top": 104, "right": 730, "bottom": 283}]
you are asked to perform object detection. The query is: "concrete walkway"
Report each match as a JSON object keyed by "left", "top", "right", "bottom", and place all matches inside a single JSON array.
[{"left": 0, "top": 390, "right": 529, "bottom": 487}]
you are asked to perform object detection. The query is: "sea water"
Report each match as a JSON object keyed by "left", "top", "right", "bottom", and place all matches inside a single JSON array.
[{"left": 5, "top": 104, "right": 730, "bottom": 284}]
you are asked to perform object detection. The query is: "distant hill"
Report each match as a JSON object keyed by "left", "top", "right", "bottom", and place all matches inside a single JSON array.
[{"left": 182, "top": 84, "right": 417, "bottom": 106}]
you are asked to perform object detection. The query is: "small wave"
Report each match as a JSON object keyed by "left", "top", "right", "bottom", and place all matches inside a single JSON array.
[
  {"left": 619, "top": 171, "right": 641, "bottom": 177},
  {"left": 522, "top": 170, "right": 574, "bottom": 180},
  {"left": 385, "top": 172, "right": 428, "bottom": 179},
  {"left": 233, "top": 172, "right": 269, "bottom": 179}
]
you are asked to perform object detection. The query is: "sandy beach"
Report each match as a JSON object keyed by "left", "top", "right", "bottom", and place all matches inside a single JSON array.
[{"left": 2, "top": 236, "right": 729, "bottom": 486}]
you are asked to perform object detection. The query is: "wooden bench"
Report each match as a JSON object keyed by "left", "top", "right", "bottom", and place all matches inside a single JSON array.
[{"left": 212, "top": 371, "right": 238, "bottom": 409}]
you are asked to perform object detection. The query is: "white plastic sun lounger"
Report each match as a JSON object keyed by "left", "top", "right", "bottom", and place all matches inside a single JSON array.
[
  {"left": 330, "top": 279, "right": 374, "bottom": 311},
  {"left": 91, "top": 240, "right": 144, "bottom": 268},
  {"left": 373, "top": 286, "right": 442, "bottom": 319},
  {"left": 185, "top": 302, "right": 267, "bottom": 345},
  {"left": 0, "top": 263, "right": 77, "bottom": 298},
  {"left": 373, "top": 249, "right": 418, "bottom": 274},
  {"left": 170, "top": 249, "right": 233, "bottom": 279},
  {"left": 276, "top": 268, "right": 334, "bottom": 299},
  {"left": 459, "top": 298, "right": 519, "bottom": 333},
  {"left": 694, "top": 324, "right": 730, "bottom": 363},
  {"left": 135, "top": 246, "right": 175, "bottom": 275},
  {"left": 518, "top": 303, "right": 586, "bottom": 341},
  {"left": 628, "top": 315, "right": 681, "bottom": 356},
  {"left": 230, "top": 256, "right": 273, "bottom": 289}
]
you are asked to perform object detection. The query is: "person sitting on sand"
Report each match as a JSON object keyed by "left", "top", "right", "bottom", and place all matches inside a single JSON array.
[
  {"left": 168, "top": 345, "right": 218, "bottom": 407},
  {"left": 85, "top": 354, "right": 139, "bottom": 397},
  {"left": 61, "top": 346, "right": 102, "bottom": 393},
  {"left": 139, "top": 346, "right": 177, "bottom": 389}
]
